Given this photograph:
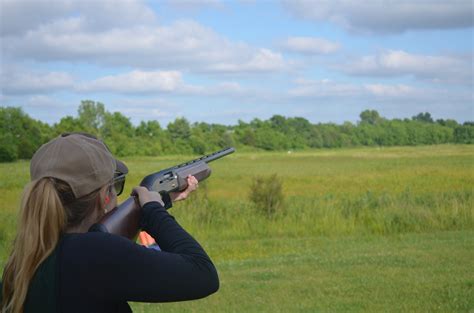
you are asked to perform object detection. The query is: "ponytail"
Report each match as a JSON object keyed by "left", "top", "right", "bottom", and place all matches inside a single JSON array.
[{"left": 1, "top": 178, "right": 66, "bottom": 313}]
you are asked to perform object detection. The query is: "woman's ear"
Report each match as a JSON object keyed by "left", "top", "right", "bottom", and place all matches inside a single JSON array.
[
  {"left": 96, "top": 185, "right": 109, "bottom": 210},
  {"left": 100, "top": 185, "right": 117, "bottom": 214}
]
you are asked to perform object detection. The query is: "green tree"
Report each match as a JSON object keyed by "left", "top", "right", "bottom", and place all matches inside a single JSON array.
[
  {"left": 190, "top": 135, "right": 207, "bottom": 154},
  {"left": 135, "top": 120, "right": 167, "bottom": 155},
  {"left": 0, "top": 107, "right": 50, "bottom": 161},
  {"left": 436, "top": 119, "right": 458, "bottom": 128},
  {"left": 167, "top": 117, "right": 191, "bottom": 141},
  {"left": 269, "top": 115, "right": 288, "bottom": 132},
  {"left": 454, "top": 125, "right": 474, "bottom": 143},
  {"left": 136, "top": 120, "right": 163, "bottom": 138},
  {"left": 412, "top": 112, "right": 434, "bottom": 123},
  {"left": 77, "top": 100, "right": 106, "bottom": 135},
  {"left": 308, "top": 126, "right": 323, "bottom": 148},
  {"left": 54, "top": 116, "right": 87, "bottom": 135},
  {"left": 319, "top": 123, "right": 345, "bottom": 147},
  {"left": 254, "top": 127, "right": 288, "bottom": 150},
  {"left": 220, "top": 130, "right": 235, "bottom": 148},
  {"left": 383, "top": 120, "right": 409, "bottom": 146},
  {"left": 0, "top": 133, "right": 18, "bottom": 162},
  {"left": 360, "top": 110, "right": 383, "bottom": 125},
  {"left": 101, "top": 112, "right": 135, "bottom": 156},
  {"left": 239, "top": 128, "right": 256, "bottom": 147},
  {"left": 0, "top": 104, "right": 471, "bottom": 162}
]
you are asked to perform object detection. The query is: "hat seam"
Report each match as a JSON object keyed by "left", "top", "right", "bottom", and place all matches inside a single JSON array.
[
  {"left": 73, "top": 136, "right": 115, "bottom": 196},
  {"left": 77, "top": 136, "right": 101, "bottom": 179}
]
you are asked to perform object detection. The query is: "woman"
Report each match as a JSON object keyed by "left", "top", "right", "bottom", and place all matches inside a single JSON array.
[{"left": 1, "top": 133, "right": 219, "bottom": 313}]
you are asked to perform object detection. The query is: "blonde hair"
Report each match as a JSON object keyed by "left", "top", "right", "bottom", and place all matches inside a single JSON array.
[{"left": 1, "top": 178, "right": 108, "bottom": 313}]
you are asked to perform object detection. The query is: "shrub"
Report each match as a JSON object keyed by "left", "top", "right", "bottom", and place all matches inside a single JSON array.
[{"left": 249, "top": 174, "right": 285, "bottom": 218}]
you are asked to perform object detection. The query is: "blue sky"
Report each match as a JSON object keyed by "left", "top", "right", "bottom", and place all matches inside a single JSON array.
[{"left": 1, "top": 0, "right": 473, "bottom": 126}]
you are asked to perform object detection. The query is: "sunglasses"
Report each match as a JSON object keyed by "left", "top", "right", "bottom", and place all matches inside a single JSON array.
[{"left": 112, "top": 172, "right": 126, "bottom": 196}]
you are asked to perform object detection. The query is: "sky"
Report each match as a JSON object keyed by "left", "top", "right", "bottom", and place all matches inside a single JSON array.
[{"left": 1, "top": 0, "right": 473, "bottom": 126}]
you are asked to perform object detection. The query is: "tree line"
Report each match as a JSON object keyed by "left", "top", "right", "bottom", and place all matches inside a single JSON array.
[{"left": 1, "top": 100, "right": 473, "bottom": 162}]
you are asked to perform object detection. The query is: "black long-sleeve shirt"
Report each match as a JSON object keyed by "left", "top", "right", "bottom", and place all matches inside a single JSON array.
[{"left": 11, "top": 201, "right": 219, "bottom": 312}]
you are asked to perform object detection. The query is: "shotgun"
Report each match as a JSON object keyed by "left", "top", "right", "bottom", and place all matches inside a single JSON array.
[{"left": 89, "top": 147, "right": 235, "bottom": 239}]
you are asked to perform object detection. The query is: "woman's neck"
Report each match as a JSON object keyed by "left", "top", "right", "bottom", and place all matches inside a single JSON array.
[
  {"left": 65, "top": 223, "right": 91, "bottom": 233},
  {"left": 65, "top": 212, "right": 99, "bottom": 233}
]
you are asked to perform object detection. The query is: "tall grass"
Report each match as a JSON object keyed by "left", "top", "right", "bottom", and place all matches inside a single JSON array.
[
  {"left": 167, "top": 145, "right": 474, "bottom": 240},
  {"left": 172, "top": 188, "right": 473, "bottom": 242}
]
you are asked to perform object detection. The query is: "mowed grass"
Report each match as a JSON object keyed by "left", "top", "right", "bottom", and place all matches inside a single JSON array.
[
  {"left": 1, "top": 144, "right": 473, "bottom": 312},
  {"left": 132, "top": 231, "right": 473, "bottom": 313}
]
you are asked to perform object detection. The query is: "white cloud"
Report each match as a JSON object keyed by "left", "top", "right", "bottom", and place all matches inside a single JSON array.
[
  {"left": 288, "top": 78, "right": 361, "bottom": 98},
  {"left": 0, "top": 0, "right": 156, "bottom": 36},
  {"left": 287, "top": 78, "right": 472, "bottom": 104},
  {"left": 282, "top": 37, "right": 340, "bottom": 54},
  {"left": 3, "top": 18, "right": 288, "bottom": 73},
  {"left": 76, "top": 70, "right": 253, "bottom": 97},
  {"left": 243, "top": 49, "right": 286, "bottom": 72},
  {"left": 0, "top": 65, "right": 256, "bottom": 97},
  {"left": 1, "top": 0, "right": 71, "bottom": 36},
  {"left": 208, "top": 48, "right": 286, "bottom": 73},
  {"left": 214, "top": 82, "right": 244, "bottom": 94},
  {"left": 342, "top": 50, "right": 473, "bottom": 84},
  {"left": 165, "top": 0, "right": 224, "bottom": 11},
  {"left": 78, "top": 71, "right": 184, "bottom": 93},
  {"left": 118, "top": 107, "right": 172, "bottom": 119},
  {"left": 349, "top": 51, "right": 455, "bottom": 74},
  {"left": 283, "top": 0, "right": 473, "bottom": 34},
  {"left": 23, "top": 95, "right": 67, "bottom": 108},
  {"left": 185, "top": 81, "right": 250, "bottom": 97},
  {"left": 0, "top": 68, "right": 75, "bottom": 94},
  {"left": 364, "top": 84, "right": 420, "bottom": 98}
]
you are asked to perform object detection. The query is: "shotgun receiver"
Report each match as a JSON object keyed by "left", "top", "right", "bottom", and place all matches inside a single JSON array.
[{"left": 89, "top": 147, "right": 235, "bottom": 239}]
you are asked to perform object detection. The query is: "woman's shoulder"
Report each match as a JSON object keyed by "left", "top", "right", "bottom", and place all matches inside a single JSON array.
[
  {"left": 58, "top": 232, "right": 157, "bottom": 282},
  {"left": 62, "top": 231, "right": 127, "bottom": 243},
  {"left": 60, "top": 232, "right": 142, "bottom": 260}
]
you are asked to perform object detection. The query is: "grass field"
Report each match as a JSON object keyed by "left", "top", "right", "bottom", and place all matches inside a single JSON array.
[{"left": 1, "top": 145, "right": 473, "bottom": 312}]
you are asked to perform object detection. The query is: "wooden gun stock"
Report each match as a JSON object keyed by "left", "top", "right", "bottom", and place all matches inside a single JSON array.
[
  {"left": 89, "top": 197, "right": 141, "bottom": 239},
  {"left": 89, "top": 147, "right": 235, "bottom": 239}
]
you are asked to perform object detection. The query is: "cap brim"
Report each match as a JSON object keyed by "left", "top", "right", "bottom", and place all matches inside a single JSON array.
[{"left": 115, "top": 159, "right": 128, "bottom": 174}]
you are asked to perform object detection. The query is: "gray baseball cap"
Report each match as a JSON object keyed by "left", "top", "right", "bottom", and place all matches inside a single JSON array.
[{"left": 30, "top": 133, "right": 128, "bottom": 198}]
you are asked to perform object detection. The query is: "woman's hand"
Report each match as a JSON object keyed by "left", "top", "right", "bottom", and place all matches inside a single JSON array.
[
  {"left": 131, "top": 186, "right": 164, "bottom": 207},
  {"left": 170, "top": 175, "right": 199, "bottom": 202}
]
